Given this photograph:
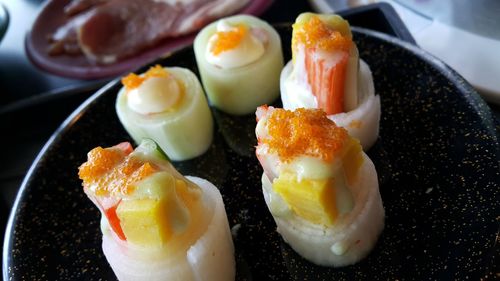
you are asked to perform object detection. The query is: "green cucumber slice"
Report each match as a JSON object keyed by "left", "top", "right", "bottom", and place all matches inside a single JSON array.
[{"left": 132, "top": 138, "right": 170, "bottom": 162}]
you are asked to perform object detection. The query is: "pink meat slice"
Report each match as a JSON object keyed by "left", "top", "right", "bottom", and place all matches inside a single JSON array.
[
  {"left": 49, "top": 0, "right": 250, "bottom": 64},
  {"left": 78, "top": 0, "right": 181, "bottom": 64},
  {"left": 64, "top": 0, "right": 108, "bottom": 16}
]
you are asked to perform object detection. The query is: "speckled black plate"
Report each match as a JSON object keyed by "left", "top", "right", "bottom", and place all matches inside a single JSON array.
[{"left": 3, "top": 25, "right": 499, "bottom": 280}]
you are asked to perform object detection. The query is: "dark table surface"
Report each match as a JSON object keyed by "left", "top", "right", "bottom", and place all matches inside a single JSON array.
[{"left": 0, "top": 0, "right": 499, "bottom": 264}]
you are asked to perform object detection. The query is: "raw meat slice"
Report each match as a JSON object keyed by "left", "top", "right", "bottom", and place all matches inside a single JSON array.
[{"left": 49, "top": 0, "right": 249, "bottom": 64}]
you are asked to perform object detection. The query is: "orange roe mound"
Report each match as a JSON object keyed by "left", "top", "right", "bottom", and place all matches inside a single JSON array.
[
  {"left": 263, "top": 108, "right": 348, "bottom": 162},
  {"left": 121, "top": 73, "right": 143, "bottom": 91},
  {"left": 144, "top": 65, "right": 169, "bottom": 79},
  {"left": 78, "top": 147, "right": 125, "bottom": 181},
  {"left": 121, "top": 65, "right": 170, "bottom": 91},
  {"left": 79, "top": 147, "right": 159, "bottom": 196},
  {"left": 211, "top": 24, "right": 248, "bottom": 55},
  {"left": 294, "top": 16, "right": 352, "bottom": 52}
]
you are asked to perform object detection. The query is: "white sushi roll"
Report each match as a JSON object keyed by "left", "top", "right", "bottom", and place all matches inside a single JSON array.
[
  {"left": 116, "top": 65, "right": 213, "bottom": 161},
  {"left": 78, "top": 139, "right": 235, "bottom": 281},
  {"left": 102, "top": 177, "right": 235, "bottom": 281},
  {"left": 194, "top": 15, "right": 284, "bottom": 115},
  {"left": 280, "top": 12, "right": 381, "bottom": 150},
  {"left": 262, "top": 154, "right": 384, "bottom": 266},
  {"left": 255, "top": 105, "right": 384, "bottom": 267}
]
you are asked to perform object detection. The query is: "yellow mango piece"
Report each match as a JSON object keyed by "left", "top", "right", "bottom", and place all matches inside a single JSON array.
[
  {"left": 342, "top": 138, "right": 364, "bottom": 186},
  {"left": 117, "top": 198, "right": 174, "bottom": 247},
  {"left": 116, "top": 175, "right": 195, "bottom": 247},
  {"left": 273, "top": 173, "right": 337, "bottom": 226}
]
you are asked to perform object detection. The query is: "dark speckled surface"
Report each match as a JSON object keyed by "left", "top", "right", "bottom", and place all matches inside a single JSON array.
[{"left": 3, "top": 26, "right": 499, "bottom": 280}]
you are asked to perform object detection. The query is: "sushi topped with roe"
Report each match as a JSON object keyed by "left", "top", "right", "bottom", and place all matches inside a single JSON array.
[
  {"left": 194, "top": 15, "right": 284, "bottom": 115},
  {"left": 78, "top": 139, "right": 234, "bottom": 281},
  {"left": 281, "top": 13, "right": 381, "bottom": 150},
  {"left": 255, "top": 105, "right": 384, "bottom": 266},
  {"left": 116, "top": 65, "right": 213, "bottom": 161}
]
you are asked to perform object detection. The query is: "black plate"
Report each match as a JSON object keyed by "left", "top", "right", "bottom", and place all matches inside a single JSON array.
[{"left": 3, "top": 25, "right": 499, "bottom": 280}]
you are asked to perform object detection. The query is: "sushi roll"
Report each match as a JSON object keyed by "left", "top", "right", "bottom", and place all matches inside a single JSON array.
[
  {"left": 255, "top": 106, "right": 384, "bottom": 267},
  {"left": 280, "top": 13, "right": 381, "bottom": 150},
  {"left": 78, "top": 139, "right": 235, "bottom": 281},
  {"left": 194, "top": 15, "right": 284, "bottom": 115},
  {"left": 116, "top": 65, "right": 213, "bottom": 161}
]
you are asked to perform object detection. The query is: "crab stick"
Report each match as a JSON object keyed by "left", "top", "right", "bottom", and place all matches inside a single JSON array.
[{"left": 281, "top": 13, "right": 381, "bottom": 150}]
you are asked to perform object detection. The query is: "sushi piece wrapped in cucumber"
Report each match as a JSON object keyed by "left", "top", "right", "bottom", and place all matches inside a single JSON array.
[
  {"left": 255, "top": 106, "right": 384, "bottom": 267},
  {"left": 78, "top": 139, "right": 235, "bottom": 281},
  {"left": 280, "top": 13, "right": 381, "bottom": 150},
  {"left": 194, "top": 15, "right": 284, "bottom": 115},
  {"left": 116, "top": 65, "right": 213, "bottom": 161}
]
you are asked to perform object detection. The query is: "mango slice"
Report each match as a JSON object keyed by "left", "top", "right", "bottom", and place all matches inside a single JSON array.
[
  {"left": 342, "top": 138, "right": 364, "bottom": 186},
  {"left": 273, "top": 173, "right": 337, "bottom": 226},
  {"left": 271, "top": 137, "right": 363, "bottom": 226},
  {"left": 117, "top": 198, "right": 174, "bottom": 247},
  {"left": 116, "top": 173, "right": 194, "bottom": 247}
]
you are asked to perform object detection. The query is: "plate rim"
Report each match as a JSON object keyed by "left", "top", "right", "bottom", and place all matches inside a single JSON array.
[
  {"left": 4, "top": 25, "right": 499, "bottom": 279},
  {"left": 0, "top": 2, "right": 9, "bottom": 43}
]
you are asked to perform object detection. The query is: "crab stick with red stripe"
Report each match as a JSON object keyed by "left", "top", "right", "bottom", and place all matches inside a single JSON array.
[{"left": 281, "top": 13, "right": 381, "bottom": 150}]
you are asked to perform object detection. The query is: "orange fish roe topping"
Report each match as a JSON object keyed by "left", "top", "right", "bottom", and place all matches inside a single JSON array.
[
  {"left": 293, "top": 16, "right": 352, "bottom": 52},
  {"left": 121, "top": 73, "right": 143, "bottom": 91},
  {"left": 211, "top": 24, "right": 248, "bottom": 55},
  {"left": 144, "top": 65, "right": 169, "bottom": 78},
  {"left": 263, "top": 108, "right": 348, "bottom": 162},
  {"left": 79, "top": 147, "right": 125, "bottom": 181},
  {"left": 121, "top": 65, "right": 170, "bottom": 91},
  {"left": 78, "top": 147, "right": 159, "bottom": 196}
]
